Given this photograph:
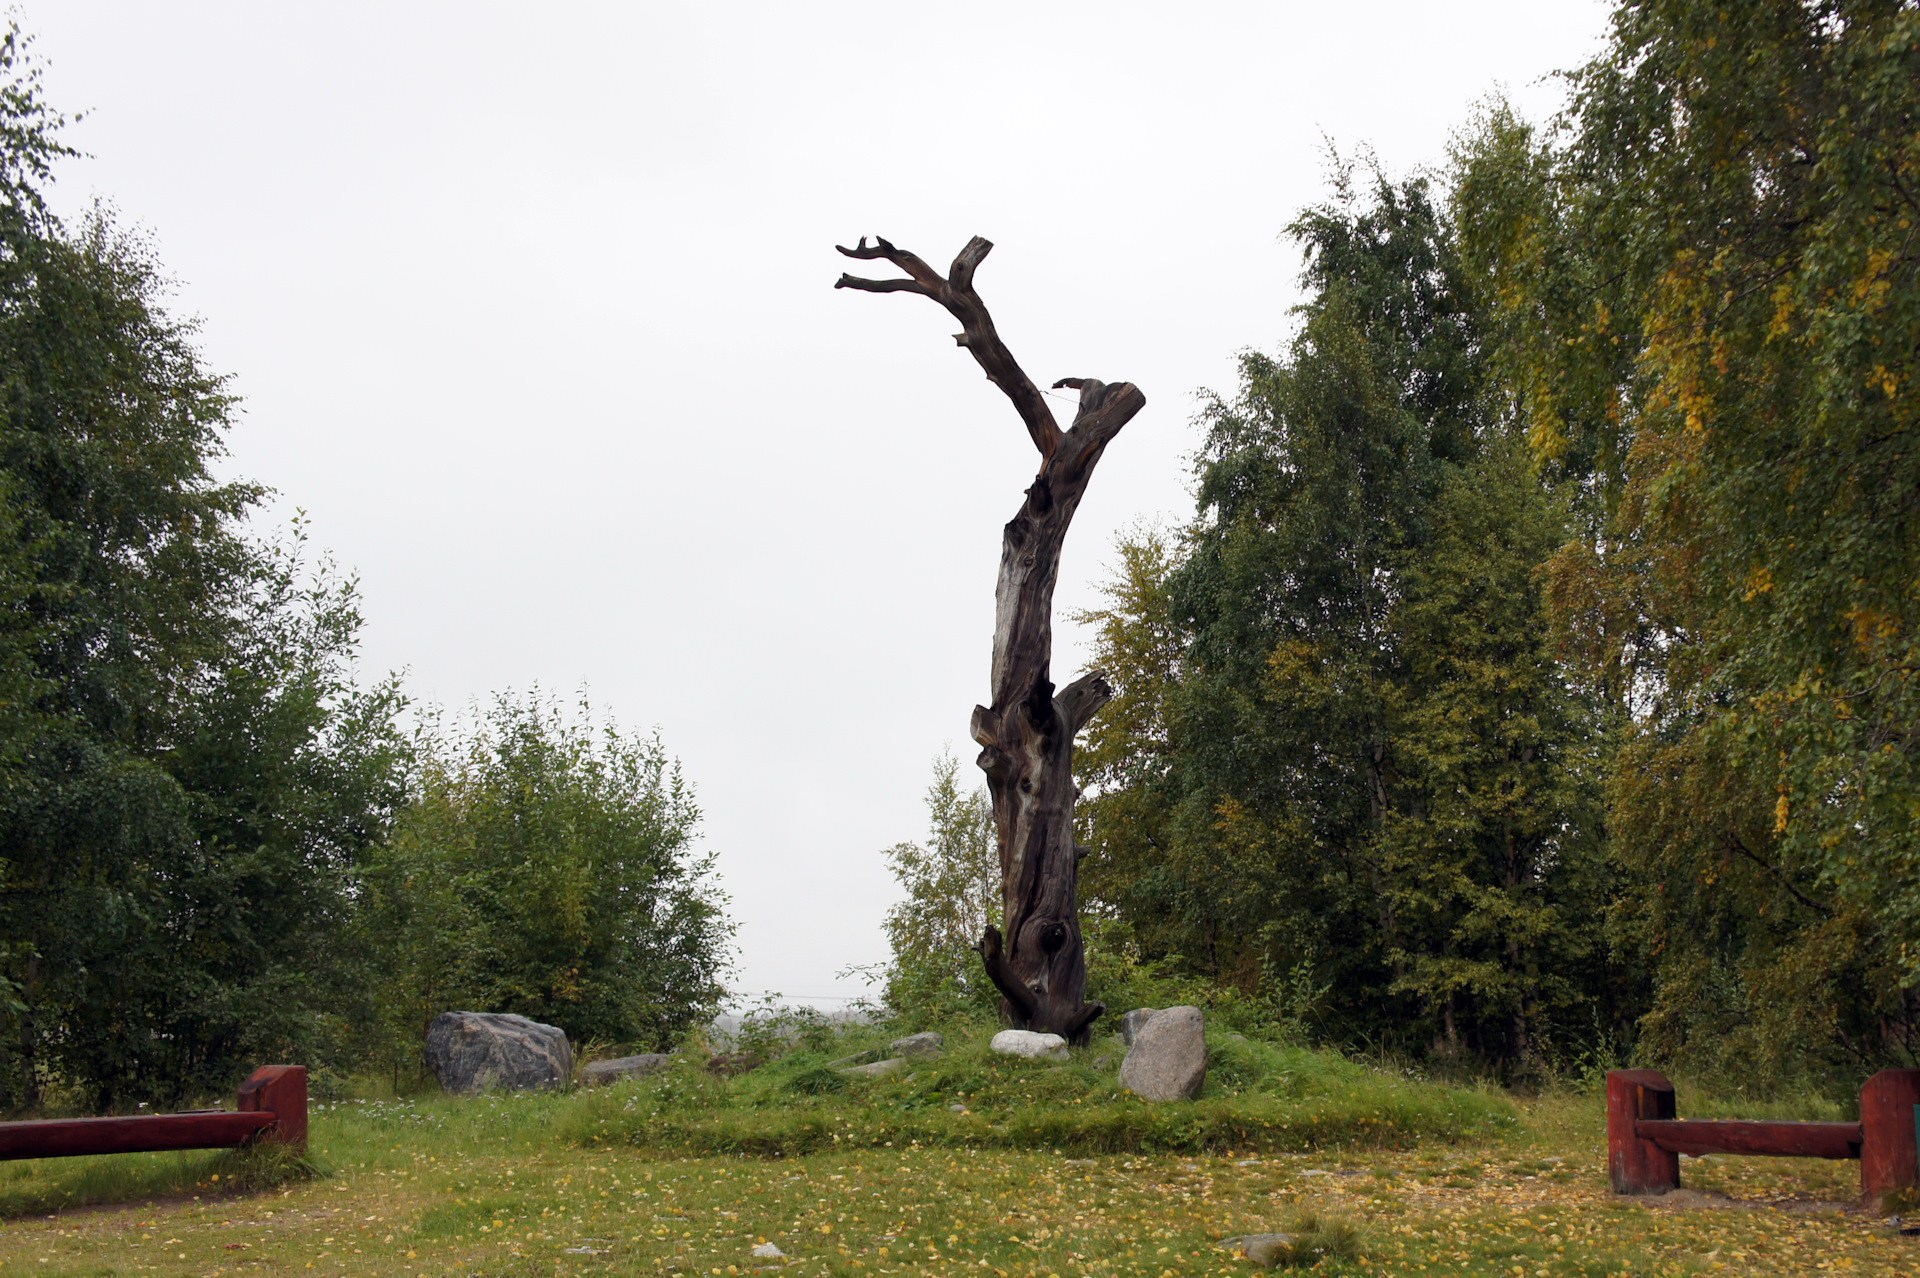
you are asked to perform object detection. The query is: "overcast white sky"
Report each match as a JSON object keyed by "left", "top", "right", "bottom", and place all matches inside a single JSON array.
[{"left": 26, "top": 1, "right": 1612, "bottom": 1007}]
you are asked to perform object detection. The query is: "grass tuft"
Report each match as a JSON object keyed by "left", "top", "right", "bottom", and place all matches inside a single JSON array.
[{"left": 1271, "top": 1204, "right": 1366, "bottom": 1268}]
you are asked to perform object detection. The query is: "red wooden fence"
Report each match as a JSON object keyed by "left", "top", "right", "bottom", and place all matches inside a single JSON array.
[
  {"left": 0, "top": 1065, "right": 306, "bottom": 1161},
  {"left": 1607, "top": 1067, "right": 1920, "bottom": 1207}
]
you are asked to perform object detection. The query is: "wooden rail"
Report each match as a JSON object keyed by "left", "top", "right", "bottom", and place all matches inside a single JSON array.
[
  {"left": 1607, "top": 1067, "right": 1920, "bottom": 1207},
  {"left": 0, "top": 1065, "right": 306, "bottom": 1161}
]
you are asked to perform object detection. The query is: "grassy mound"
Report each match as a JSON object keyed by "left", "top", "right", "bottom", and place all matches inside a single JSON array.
[{"left": 555, "top": 1023, "right": 1516, "bottom": 1157}]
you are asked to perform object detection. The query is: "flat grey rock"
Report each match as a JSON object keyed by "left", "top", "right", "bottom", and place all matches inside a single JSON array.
[
  {"left": 1119, "top": 1008, "right": 1160, "bottom": 1045},
  {"left": 426, "top": 1011, "right": 573, "bottom": 1094},
  {"left": 1220, "top": 1233, "right": 1297, "bottom": 1267},
  {"left": 1120, "top": 1004, "right": 1206, "bottom": 1101},
  {"left": 990, "top": 1029, "right": 1069, "bottom": 1062},
  {"left": 582, "top": 1053, "right": 674, "bottom": 1085},
  {"left": 890, "top": 1031, "right": 944, "bottom": 1059},
  {"left": 827, "top": 1048, "right": 883, "bottom": 1069},
  {"left": 841, "top": 1057, "right": 907, "bottom": 1078}
]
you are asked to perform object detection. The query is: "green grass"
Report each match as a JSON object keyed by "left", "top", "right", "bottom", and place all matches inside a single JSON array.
[
  {"left": 0, "top": 1137, "right": 323, "bottom": 1217},
  {"left": 558, "top": 1025, "right": 1518, "bottom": 1158},
  {"left": 1, "top": 1027, "right": 1915, "bottom": 1277}
]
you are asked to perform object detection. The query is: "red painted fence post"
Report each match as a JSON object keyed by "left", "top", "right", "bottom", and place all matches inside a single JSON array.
[
  {"left": 1607, "top": 1069, "right": 1679, "bottom": 1195},
  {"left": 1858, "top": 1068, "right": 1920, "bottom": 1209},
  {"left": 236, "top": 1066, "right": 308, "bottom": 1154}
]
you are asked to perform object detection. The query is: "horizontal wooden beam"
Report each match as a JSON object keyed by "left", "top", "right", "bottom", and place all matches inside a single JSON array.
[
  {"left": 1636, "top": 1119, "right": 1863, "bottom": 1161},
  {"left": 0, "top": 1111, "right": 275, "bottom": 1161}
]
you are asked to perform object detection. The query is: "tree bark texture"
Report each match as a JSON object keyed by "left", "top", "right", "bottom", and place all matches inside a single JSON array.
[{"left": 836, "top": 236, "right": 1144, "bottom": 1042}]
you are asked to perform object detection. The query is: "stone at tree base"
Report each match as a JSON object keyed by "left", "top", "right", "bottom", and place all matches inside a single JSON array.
[
  {"left": 842, "top": 1057, "right": 908, "bottom": 1078},
  {"left": 890, "top": 1032, "right": 944, "bottom": 1059},
  {"left": 1119, "top": 1008, "right": 1160, "bottom": 1045},
  {"left": 1219, "top": 1234, "right": 1297, "bottom": 1268},
  {"left": 426, "top": 1011, "right": 573, "bottom": 1094},
  {"left": 582, "top": 1053, "right": 674, "bottom": 1086},
  {"left": 990, "top": 1029, "right": 1070, "bottom": 1062},
  {"left": 1119, "top": 1004, "right": 1207, "bottom": 1101}
]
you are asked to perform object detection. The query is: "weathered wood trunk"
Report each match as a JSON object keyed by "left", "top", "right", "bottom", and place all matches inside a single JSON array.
[{"left": 837, "top": 236, "right": 1144, "bottom": 1042}]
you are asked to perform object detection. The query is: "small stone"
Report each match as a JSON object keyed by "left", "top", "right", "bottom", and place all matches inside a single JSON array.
[
  {"left": 948, "top": 1103, "right": 969, "bottom": 1113},
  {"left": 990, "top": 1030, "right": 1069, "bottom": 1062},
  {"left": 889, "top": 1031, "right": 945, "bottom": 1059},
  {"left": 1220, "top": 1233, "right": 1296, "bottom": 1268},
  {"left": 751, "top": 1242, "right": 786, "bottom": 1258},
  {"left": 841, "top": 1057, "right": 907, "bottom": 1078},
  {"left": 1119, "top": 1005, "right": 1207, "bottom": 1102},
  {"left": 1119, "top": 1008, "right": 1160, "bottom": 1045},
  {"left": 582, "top": 1053, "right": 674, "bottom": 1086}
]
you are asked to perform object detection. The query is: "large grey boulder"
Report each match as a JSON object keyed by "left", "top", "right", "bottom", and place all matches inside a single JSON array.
[
  {"left": 1119, "top": 1007, "right": 1161, "bottom": 1045},
  {"left": 582, "top": 1053, "right": 674, "bottom": 1086},
  {"left": 890, "top": 1032, "right": 944, "bottom": 1059},
  {"left": 426, "top": 1012, "right": 573, "bottom": 1094},
  {"left": 991, "top": 1029, "right": 1069, "bottom": 1062},
  {"left": 1119, "top": 1004, "right": 1206, "bottom": 1101}
]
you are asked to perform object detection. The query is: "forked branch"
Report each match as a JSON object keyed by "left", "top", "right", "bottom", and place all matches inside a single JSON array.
[{"left": 835, "top": 236, "right": 1061, "bottom": 458}]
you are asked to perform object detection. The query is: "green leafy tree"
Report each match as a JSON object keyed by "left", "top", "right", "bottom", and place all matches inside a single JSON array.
[
  {"left": 1071, "top": 528, "right": 1183, "bottom": 963},
  {"left": 1457, "top": 0, "right": 1920, "bottom": 1079},
  {"left": 1079, "top": 164, "right": 1612, "bottom": 1071},
  {"left": 877, "top": 754, "right": 1002, "bottom": 1024},
  {"left": 359, "top": 693, "right": 731, "bottom": 1073},
  {"left": 0, "top": 31, "right": 407, "bottom": 1107},
  {"left": 1375, "top": 434, "right": 1614, "bottom": 1067}
]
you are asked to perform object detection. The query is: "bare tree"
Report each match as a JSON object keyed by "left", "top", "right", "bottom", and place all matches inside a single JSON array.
[{"left": 836, "top": 236, "right": 1145, "bottom": 1042}]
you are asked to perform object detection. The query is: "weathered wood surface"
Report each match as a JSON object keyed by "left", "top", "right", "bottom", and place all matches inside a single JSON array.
[
  {"left": 1606, "top": 1067, "right": 1920, "bottom": 1206},
  {"left": 0, "top": 1111, "right": 274, "bottom": 1160},
  {"left": 837, "top": 237, "right": 1144, "bottom": 1042},
  {"left": 1858, "top": 1067, "right": 1920, "bottom": 1207},
  {"left": 1636, "top": 1119, "right": 1862, "bottom": 1160},
  {"left": 1606, "top": 1069, "right": 1679, "bottom": 1194},
  {"left": 238, "top": 1063, "right": 309, "bottom": 1153},
  {"left": 0, "top": 1064, "right": 307, "bottom": 1161}
]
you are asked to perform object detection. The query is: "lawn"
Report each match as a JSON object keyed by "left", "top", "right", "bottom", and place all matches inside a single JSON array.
[{"left": 1, "top": 1031, "right": 1915, "bottom": 1277}]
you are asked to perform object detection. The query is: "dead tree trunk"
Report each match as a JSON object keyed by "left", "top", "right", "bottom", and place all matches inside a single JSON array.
[{"left": 836, "top": 236, "right": 1144, "bottom": 1043}]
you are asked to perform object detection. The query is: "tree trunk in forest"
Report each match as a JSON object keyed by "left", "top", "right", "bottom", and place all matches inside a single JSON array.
[{"left": 836, "top": 236, "right": 1144, "bottom": 1043}]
